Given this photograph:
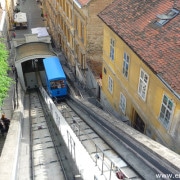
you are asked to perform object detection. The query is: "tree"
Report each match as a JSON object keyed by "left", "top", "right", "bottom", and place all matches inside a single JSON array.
[{"left": 0, "top": 39, "right": 12, "bottom": 108}]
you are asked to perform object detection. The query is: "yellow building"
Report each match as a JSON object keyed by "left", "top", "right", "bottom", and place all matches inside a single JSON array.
[
  {"left": 5, "top": 0, "right": 15, "bottom": 29},
  {"left": 1, "top": 0, "right": 15, "bottom": 48},
  {"left": 42, "top": 0, "right": 113, "bottom": 90},
  {"left": 98, "top": 0, "right": 180, "bottom": 153}
]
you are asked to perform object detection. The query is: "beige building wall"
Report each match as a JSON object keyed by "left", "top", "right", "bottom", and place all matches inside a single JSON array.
[
  {"left": 101, "top": 25, "right": 180, "bottom": 153},
  {"left": 42, "top": 0, "right": 113, "bottom": 86}
]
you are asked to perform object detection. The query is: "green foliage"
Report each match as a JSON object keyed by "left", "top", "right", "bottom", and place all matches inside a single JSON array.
[{"left": 0, "top": 39, "right": 12, "bottom": 108}]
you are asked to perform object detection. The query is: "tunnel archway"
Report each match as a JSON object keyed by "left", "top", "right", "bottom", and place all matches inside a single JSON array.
[{"left": 14, "top": 40, "right": 56, "bottom": 90}]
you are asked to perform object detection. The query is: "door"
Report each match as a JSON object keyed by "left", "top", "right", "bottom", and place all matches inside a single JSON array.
[{"left": 133, "top": 111, "right": 145, "bottom": 133}]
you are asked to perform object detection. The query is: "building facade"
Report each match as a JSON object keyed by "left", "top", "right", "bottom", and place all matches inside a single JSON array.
[
  {"left": 41, "top": 0, "right": 113, "bottom": 97},
  {"left": 98, "top": 0, "right": 180, "bottom": 153},
  {"left": 0, "top": 0, "right": 18, "bottom": 48}
]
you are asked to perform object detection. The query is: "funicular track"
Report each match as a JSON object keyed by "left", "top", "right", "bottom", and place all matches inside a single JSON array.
[
  {"left": 28, "top": 90, "right": 81, "bottom": 180},
  {"left": 57, "top": 96, "right": 180, "bottom": 180},
  {"left": 57, "top": 99, "right": 141, "bottom": 180},
  {"left": 26, "top": 87, "right": 180, "bottom": 180},
  {"left": 28, "top": 90, "right": 66, "bottom": 179}
]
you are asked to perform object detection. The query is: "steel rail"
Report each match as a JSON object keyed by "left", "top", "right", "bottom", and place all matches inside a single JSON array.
[
  {"left": 29, "top": 91, "right": 35, "bottom": 180},
  {"left": 37, "top": 90, "right": 69, "bottom": 180},
  {"left": 66, "top": 96, "right": 179, "bottom": 179}
]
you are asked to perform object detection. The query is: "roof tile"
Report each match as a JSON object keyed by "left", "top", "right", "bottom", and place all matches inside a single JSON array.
[
  {"left": 98, "top": 0, "right": 180, "bottom": 95},
  {"left": 75, "top": 0, "right": 91, "bottom": 6}
]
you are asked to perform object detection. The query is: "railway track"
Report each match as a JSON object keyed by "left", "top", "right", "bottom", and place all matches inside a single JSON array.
[
  {"left": 57, "top": 100, "right": 141, "bottom": 179},
  {"left": 29, "top": 91, "right": 66, "bottom": 179},
  {"left": 28, "top": 90, "right": 82, "bottom": 180},
  {"left": 63, "top": 96, "right": 180, "bottom": 180},
  {"left": 19, "top": 87, "right": 179, "bottom": 180}
]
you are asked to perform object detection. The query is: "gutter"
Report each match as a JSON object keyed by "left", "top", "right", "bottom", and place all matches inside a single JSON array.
[
  {"left": 157, "top": 74, "right": 180, "bottom": 100},
  {"left": 73, "top": 0, "right": 82, "bottom": 8}
]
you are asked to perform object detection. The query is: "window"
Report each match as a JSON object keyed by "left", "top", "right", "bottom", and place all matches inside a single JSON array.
[
  {"left": 159, "top": 95, "right": 173, "bottom": 129},
  {"left": 138, "top": 69, "right": 149, "bottom": 101},
  {"left": 74, "top": 43, "right": 79, "bottom": 58},
  {"left": 108, "top": 76, "right": 113, "bottom": 94},
  {"left": 119, "top": 93, "right": 126, "bottom": 114},
  {"left": 80, "top": 53, "right": 85, "bottom": 69},
  {"left": 123, "top": 52, "right": 130, "bottom": 78},
  {"left": 155, "top": 8, "right": 179, "bottom": 26},
  {"left": 110, "top": 38, "right": 115, "bottom": 60},
  {"left": 80, "top": 22, "right": 84, "bottom": 43},
  {"left": 104, "top": 67, "right": 107, "bottom": 74},
  {"left": 74, "top": 15, "right": 78, "bottom": 32}
]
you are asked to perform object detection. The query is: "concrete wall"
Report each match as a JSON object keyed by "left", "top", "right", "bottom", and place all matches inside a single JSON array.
[
  {"left": 40, "top": 86, "right": 108, "bottom": 180},
  {"left": 0, "top": 82, "right": 25, "bottom": 180}
]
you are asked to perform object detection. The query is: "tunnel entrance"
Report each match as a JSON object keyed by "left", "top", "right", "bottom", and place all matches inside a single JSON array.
[
  {"left": 13, "top": 37, "right": 56, "bottom": 91},
  {"left": 22, "top": 58, "right": 46, "bottom": 89}
]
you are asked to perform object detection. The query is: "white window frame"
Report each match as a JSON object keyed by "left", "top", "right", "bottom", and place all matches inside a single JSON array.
[
  {"left": 110, "top": 38, "right": 115, "bottom": 60},
  {"left": 159, "top": 94, "right": 174, "bottom": 129},
  {"left": 123, "top": 52, "right": 130, "bottom": 78},
  {"left": 138, "top": 69, "right": 149, "bottom": 101},
  {"left": 119, "top": 93, "right": 126, "bottom": 114},
  {"left": 108, "top": 76, "right": 113, "bottom": 94}
]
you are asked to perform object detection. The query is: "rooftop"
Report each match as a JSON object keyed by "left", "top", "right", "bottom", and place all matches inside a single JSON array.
[
  {"left": 0, "top": 8, "right": 4, "bottom": 32},
  {"left": 74, "top": 0, "right": 91, "bottom": 7},
  {"left": 98, "top": 0, "right": 180, "bottom": 97}
]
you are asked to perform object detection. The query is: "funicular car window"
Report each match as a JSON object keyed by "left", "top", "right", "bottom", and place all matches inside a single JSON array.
[{"left": 50, "top": 80, "right": 65, "bottom": 89}]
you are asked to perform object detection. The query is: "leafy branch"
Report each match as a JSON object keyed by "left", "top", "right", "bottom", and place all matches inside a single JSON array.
[{"left": 0, "top": 39, "right": 12, "bottom": 108}]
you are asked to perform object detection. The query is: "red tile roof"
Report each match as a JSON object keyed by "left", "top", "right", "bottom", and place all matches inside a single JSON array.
[
  {"left": 98, "top": 0, "right": 180, "bottom": 96},
  {"left": 75, "top": 0, "right": 91, "bottom": 6}
]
